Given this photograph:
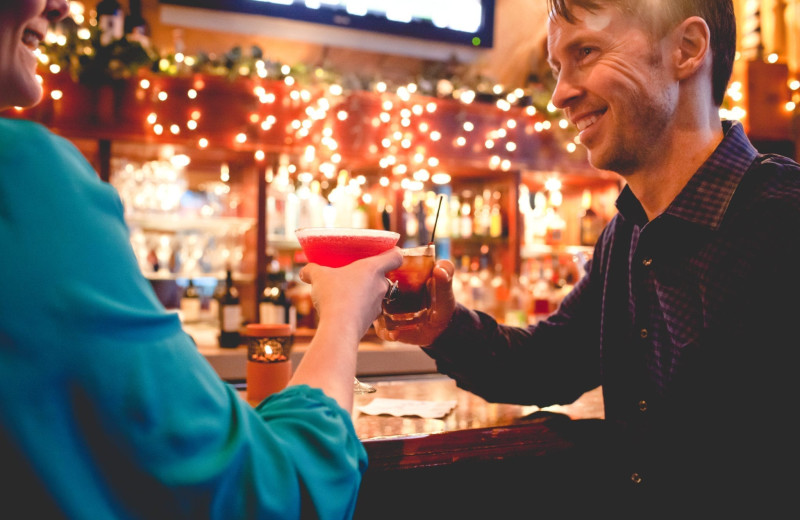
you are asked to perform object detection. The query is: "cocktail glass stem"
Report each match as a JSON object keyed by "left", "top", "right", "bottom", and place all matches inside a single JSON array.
[{"left": 353, "top": 377, "right": 376, "bottom": 394}]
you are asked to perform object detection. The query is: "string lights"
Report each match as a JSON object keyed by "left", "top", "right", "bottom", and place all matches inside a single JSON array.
[{"left": 20, "top": 1, "right": 800, "bottom": 195}]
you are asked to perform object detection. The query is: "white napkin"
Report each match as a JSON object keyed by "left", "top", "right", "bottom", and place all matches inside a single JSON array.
[{"left": 357, "top": 398, "right": 457, "bottom": 419}]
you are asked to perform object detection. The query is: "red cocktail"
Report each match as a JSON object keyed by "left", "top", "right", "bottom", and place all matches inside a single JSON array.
[
  {"left": 295, "top": 227, "right": 400, "bottom": 267},
  {"left": 294, "top": 227, "right": 401, "bottom": 394}
]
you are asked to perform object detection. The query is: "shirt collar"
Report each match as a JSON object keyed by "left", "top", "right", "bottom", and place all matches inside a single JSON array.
[{"left": 615, "top": 120, "right": 758, "bottom": 230}]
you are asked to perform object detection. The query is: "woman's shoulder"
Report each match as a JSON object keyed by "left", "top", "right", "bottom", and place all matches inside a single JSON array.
[
  {"left": 0, "top": 117, "right": 72, "bottom": 152},
  {"left": 0, "top": 117, "right": 91, "bottom": 172},
  {"left": 0, "top": 116, "right": 50, "bottom": 135}
]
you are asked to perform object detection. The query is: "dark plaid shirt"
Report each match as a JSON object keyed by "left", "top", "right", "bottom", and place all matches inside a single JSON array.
[{"left": 424, "top": 121, "right": 800, "bottom": 510}]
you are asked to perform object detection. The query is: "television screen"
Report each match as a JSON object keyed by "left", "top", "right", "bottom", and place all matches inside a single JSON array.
[{"left": 159, "top": 1, "right": 495, "bottom": 57}]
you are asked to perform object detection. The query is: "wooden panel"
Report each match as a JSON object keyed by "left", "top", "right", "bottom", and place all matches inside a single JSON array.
[{"left": 739, "top": 59, "right": 793, "bottom": 141}]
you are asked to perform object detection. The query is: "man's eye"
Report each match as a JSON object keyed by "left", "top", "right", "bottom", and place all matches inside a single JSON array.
[{"left": 580, "top": 47, "right": 594, "bottom": 58}]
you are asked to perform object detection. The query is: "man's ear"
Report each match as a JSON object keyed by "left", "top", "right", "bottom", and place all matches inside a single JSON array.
[{"left": 671, "top": 16, "right": 711, "bottom": 80}]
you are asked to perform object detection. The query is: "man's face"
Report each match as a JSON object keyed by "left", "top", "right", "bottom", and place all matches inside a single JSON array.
[{"left": 546, "top": 4, "right": 677, "bottom": 175}]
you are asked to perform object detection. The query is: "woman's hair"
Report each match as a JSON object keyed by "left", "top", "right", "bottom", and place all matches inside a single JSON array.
[{"left": 547, "top": 0, "right": 736, "bottom": 106}]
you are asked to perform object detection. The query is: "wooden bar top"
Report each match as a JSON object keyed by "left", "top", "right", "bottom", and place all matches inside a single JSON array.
[
  {"left": 349, "top": 376, "right": 609, "bottom": 518},
  {"left": 239, "top": 374, "right": 608, "bottom": 516},
  {"left": 351, "top": 375, "right": 604, "bottom": 471}
]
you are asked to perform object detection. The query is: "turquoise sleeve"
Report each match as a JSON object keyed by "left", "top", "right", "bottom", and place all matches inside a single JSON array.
[{"left": 0, "top": 118, "right": 366, "bottom": 519}]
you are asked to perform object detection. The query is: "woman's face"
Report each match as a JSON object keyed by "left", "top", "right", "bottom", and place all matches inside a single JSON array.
[{"left": 0, "top": 0, "right": 69, "bottom": 110}]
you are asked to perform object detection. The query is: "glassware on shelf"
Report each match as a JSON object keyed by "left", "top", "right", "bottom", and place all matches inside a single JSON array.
[
  {"left": 110, "top": 158, "right": 187, "bottom": 215},
  {"left": 129, "top": 227, "right": 153, "bottom": 274},
  {"left": 154, "top": 233, "right": 174, "bottom": 276},
  {"left": 110, "top": 157, "right": 254, "bottom": 281}
]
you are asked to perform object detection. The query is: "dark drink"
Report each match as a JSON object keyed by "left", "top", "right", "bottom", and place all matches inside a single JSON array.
[
  {"left": 379, "top": 245, "right": 435, "bottom": 331},
  {"left": 295, "top": 227, "right": 400, "bottom": 267}
]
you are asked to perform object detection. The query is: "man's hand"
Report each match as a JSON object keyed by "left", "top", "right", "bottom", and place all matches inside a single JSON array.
[{"left": 374, "top": 258, "right": 456, "bottom": 346}]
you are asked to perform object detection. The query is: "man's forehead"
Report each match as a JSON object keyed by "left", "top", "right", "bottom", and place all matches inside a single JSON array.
[
  {"left": 547, "top": 4, "right": 619, "bottom": 48},
  {"left": 549, "top": 4, "right": 615, "bottom": 32}
]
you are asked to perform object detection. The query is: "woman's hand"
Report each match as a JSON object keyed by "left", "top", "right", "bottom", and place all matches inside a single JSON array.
[{"left": 299, "top": 248, "right": 403, "bottom": 342}]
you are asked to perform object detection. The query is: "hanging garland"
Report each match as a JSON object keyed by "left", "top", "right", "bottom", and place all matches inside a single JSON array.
[{"left": 40, "top": 2, "right": 563, "bottom": 123}]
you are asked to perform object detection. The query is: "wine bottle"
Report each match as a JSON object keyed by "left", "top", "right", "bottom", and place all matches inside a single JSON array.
[
  {"left": 459, "top": 199, "right": 473, "bottom": 239},
  {"left": 504, "top": 275, "right": 530, "bottom": 327},
  {"left": 259, "top": 269, "right": 296, "bottom": 331},
  {"left": 96, "top": 0, "right": 125, "bottom": 46},
  {"left": 217, "top": 269, "right": 242, "bottom": 348},
  {"left": 579, "top": 189, "right": 603, "bottom": 246},
  {"left": 180, "top": 278, "right": 201, "bottom": 324},
  {"left": 489, "top": 190, "right": 503, "bottom": 238}
]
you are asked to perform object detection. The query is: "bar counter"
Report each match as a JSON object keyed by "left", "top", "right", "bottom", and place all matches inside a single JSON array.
[
  {"left": 239, "top": 372, "right": 609, "bottom": 517},
  {"left": 348, "top": 376, "right": 609, "bottom": 517},
  {"left": 201, "top": 321, "right": 615, "bottom": 517},
  {"left": 188, "top": 323, "right": 437, "bottom": 380},
  {"left": 352, "top": 375, "right": 604, "bottom": 469}
]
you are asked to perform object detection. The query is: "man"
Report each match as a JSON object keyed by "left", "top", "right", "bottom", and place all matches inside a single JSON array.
[{"left": 378, "top": 0, "right": 800, "bottom": 514}]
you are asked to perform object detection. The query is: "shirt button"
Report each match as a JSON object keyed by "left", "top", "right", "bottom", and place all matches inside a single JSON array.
[
  {"left": 631, "top": 473, "right": 643, "bottom": 485},
  {"left": 642, "top": 258, "right": 653, "bottom": 267},
  {"left": 638, "top": 400, "right": 648, "bottom": 412},
  {"left": 639, "top": 328, "right": 648, "bottom": 339}
]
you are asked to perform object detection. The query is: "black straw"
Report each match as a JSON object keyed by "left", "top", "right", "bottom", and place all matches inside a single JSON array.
[{"left": 429, "top": 194, "right": 444, "bottom": 244}]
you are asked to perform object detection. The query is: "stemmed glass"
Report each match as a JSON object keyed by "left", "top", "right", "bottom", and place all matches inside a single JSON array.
[{"left": 294, "top": 227, "right": 400, "bottom": 394}]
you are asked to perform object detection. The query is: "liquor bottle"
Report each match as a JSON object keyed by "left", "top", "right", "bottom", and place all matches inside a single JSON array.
[
  {"left": 295, "top": 179, "right": 313, "bottom": 231},
  {"left": 125, "top": 0, "right": 149, "bottom": 47},
  {"left": 217, "top": 269, "right": 242, "bottom": 348},
  {"left": 401, "top": 191, "right": 419, "bottom": 243},
  {"left": 96, "top": 0, "right": 125, "bottom": 46},
  {"left": 579, "top": 189, "right": 603, "bottom": 246},
  {"left": 544, "top": 207, "right": 566, "bottom": 246},
  {"left": 452, "top": 256, "right": 472, "bottom": 308},
  {"left": 530, "top": 260, "right": 554, "bottom": 324},
  {"left": 180, "top": 278, "right": 201, "bottom": 324},
  {"left": 459, "top": 199, "right": 473, "bottom": 239},
  {"left": 504, "top": 275, "right": 530, "bottom": 327},
  {"left": 472, "top": 192, "right": 485, "bottom": 236},
  {"left": 267, "top": 156, "right": 290, "bottom": 240},
  {"left": 530, "top": 191, "right": 548, "bottom": 245},
  {"left": 449, "top": 194, "right": 461, "bottom": 239},
  {"left": 379, "top": 199, "right": 392, "bottom": 231},
  {"left": 489, "top": 190, "right": 503, "bottom": 238},
  {"left": 490, "top": 263, "right": 509, "bottom": 321},
  {"left": 259, "top": 269, "right": 297, "bottom": 331},
  {"left": 476, "top": 189, "right": 493, "bottom": 236}
]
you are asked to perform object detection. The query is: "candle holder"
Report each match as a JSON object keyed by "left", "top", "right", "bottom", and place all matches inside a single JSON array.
[{"left": 243, "top": 323, "right": 293, "bottom": 404}]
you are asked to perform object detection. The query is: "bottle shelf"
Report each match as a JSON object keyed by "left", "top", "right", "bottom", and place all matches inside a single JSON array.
[
  {"left": 449, "top": 236, "right": 509, "bottom": 244},
  {"left": 126, "top": 213, "right": 255, "bottom": 235},
  {"left": 144, "top": 271, "right": 255, "bottom": 283},
  {"left": 520, "top": 243, "right": 594, "bottom": 259},
  {"left": 266, "top": 237, "right": 302, "bottom": 250}
]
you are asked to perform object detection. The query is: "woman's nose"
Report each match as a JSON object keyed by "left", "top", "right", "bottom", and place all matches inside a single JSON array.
[{"left": 45, "top": 0, "right": 70, "bottom": 23}]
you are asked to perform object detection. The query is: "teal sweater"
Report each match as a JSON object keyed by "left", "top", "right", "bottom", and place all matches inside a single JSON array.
[{"left": 0, "top": 118, "right": 366, "bottom": 518}]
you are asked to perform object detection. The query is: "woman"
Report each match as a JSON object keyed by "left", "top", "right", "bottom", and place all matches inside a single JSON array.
[{"left": 0, "top": 1, "right": 401, "bottom": 517}]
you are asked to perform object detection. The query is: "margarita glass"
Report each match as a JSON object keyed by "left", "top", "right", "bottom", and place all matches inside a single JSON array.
[{"left": 295, "top": 227, "right": 400, "bottom": 394}]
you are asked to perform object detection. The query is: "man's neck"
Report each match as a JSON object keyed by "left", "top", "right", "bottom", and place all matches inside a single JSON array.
[{"left": 625, "top": 123, "right": 724, "bottom": 221}]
